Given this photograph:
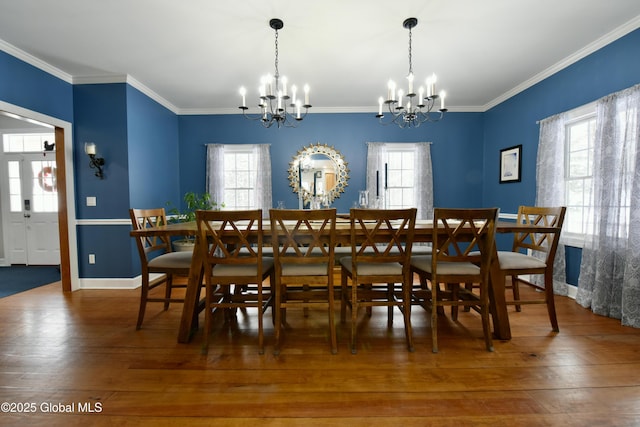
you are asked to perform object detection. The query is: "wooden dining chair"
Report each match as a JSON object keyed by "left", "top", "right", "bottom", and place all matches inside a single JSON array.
[
  {"left": 129, "top": 208, "right": 192, "bottom": 330},
  {"left": 340, "top": 208, "right": 417, "bottom": 354},
  {"left": 495, "top": 205, "right": 566, "bottom": 332},
  {"left": 411, "top": 208, "right": 498, "bottom": 353},
  {"left": 196, "top": 209, "right": 274, "bottom": 355},
  {"left": 269, "top": 208, "right": 338, "bottom": 355}
]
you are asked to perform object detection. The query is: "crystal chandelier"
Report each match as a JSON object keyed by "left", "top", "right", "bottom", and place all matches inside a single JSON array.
[
  {"left": 376, "top": 18, "right": 447, "bottom": 128},
  {"left": 239, "top": 18, "right": 311, "bottom": 128}
]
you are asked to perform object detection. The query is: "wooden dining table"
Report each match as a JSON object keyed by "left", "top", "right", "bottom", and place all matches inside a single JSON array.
[{"left": 130, "top": 217, "right": 561, "bottom": 344}]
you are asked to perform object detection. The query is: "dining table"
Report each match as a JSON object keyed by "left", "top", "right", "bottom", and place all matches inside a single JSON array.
[{"left": 130, "top": 216, "right": 561, "bottom": 344}]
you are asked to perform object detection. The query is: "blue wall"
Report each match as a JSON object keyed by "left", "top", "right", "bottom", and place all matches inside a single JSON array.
[
  {"left": 72, "top": 83, "right": 180, "bottom": 278},
  {"left": 177, "top": 112, "right": 485, "bottom": 213},
  {"left": 483, "top": 29, "right": 640, "bottom": 283},
  {"left": 1, "top": 27, "right": 639, "bottom": 281},
  {"left": 127, "top": 85, "right": 181, "bottom": 208},
  {"left": 0, "top": 50, "right": 73, "bottom": 121}
]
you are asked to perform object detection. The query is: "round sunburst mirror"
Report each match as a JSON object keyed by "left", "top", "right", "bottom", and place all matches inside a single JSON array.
[{"left": 288, "top": 142, "right": 349, "bottom": 206}]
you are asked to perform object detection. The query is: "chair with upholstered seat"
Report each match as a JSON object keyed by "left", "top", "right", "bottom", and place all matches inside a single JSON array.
[
  {"left": 340, "top": 208, "right": 417, "bottom": 354},
  {"left": 269, "top": 208, "right": 337, "bottom": 355},
  {"left": 411, "top": 208, "right": 498, "bottom": 353},
  {"left": 495, "top": 205, "right": 566, "bottom": 332},
  {"left": 196, "top": 209, "right": 274, "bottom": 354},
  {"left": 129, "top": 208, "right": 192, "bottom": 330}
]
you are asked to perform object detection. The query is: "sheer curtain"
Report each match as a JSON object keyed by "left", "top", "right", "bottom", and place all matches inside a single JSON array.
[
  {"left": 366, "top": 142, "right": 433, "bottom": 220},
  {"left": 206, "top": 144, "right": 272, "bottom": 216},
  {"left": 536, "top": 112, "right": 569, "bottom": 296},
  {"left": 253, "top": 144, "right": 273, "bottom": 214},
  {"left": 576, "top": 84, "right": 640, "bottom": 327},
  {"left": 366, "top": 142, "right": 385, "bottom": 207},
  {"left": 206, "top": 144, "right": 225, "bottom": 205}
]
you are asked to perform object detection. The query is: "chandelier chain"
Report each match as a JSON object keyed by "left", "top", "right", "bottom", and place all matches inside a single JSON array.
[
  {"left": 408, "top": 27, "right": 413, "bottom": 76},
  {"left": 274, "top": 28, "right": 279, "bottom": 79}
]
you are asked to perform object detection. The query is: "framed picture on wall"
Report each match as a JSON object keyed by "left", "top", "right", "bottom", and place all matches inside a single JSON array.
[{"left": 499, "top": 144, "right": 522, "bottom": 183}]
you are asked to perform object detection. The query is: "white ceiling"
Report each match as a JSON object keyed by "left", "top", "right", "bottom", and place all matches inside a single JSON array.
[{"left": 1, "top": 0, "right": 640, "bottom": 115}]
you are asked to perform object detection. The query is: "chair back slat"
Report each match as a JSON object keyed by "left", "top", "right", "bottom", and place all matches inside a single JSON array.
[
  {"left": 433, "top": 208, "right": 499, "bottom": 270},
  {"left": 196, "top": 209, "right": 263, "bottom": 267},
  {"left": 269, "top": 209, "right": 337, "bottom": 267},
  {"left": 129, "top": 208, "right": 172, "bottom": 260},
  {"left": 512, "top": 206, "right": 566, "bottom": 261},
  {"left": 349, "top": 208, "right": 417, "bottom": 265}
]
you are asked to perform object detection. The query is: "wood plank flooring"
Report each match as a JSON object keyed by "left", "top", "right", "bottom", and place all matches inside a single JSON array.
[{"left": 1, "top": 279, "right": 639, "bottom": 426}]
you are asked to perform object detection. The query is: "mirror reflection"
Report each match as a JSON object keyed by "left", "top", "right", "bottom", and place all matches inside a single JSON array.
[{"left": 288, "top": 143, "right": 349, "bottom": 206}]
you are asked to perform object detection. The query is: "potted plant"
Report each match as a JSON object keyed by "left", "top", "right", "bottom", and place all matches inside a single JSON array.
[{"left": 167, "top": 192, "right": 223, "bottom": 251}]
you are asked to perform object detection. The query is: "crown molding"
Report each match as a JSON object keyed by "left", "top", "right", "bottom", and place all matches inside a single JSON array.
[
  {"left": 483, "top": 14, "right": 640, "bottom": 111},
  {"left": 0, "top": 39, "right": 73, "bottom": 83},
  {"left": 176, "top": 105, "right": 481, "bottom": 115},
  {"left": 73, "top": 74, "right": 179, "bottom": 114}
]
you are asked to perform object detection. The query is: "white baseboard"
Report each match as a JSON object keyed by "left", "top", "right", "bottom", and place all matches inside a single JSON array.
[
  {"left": 78, "top": 273, "right": 166, "bottom": 290},
  {"left": 567, "top": 283, "right": 577, "bottom": 299},
  {"left": 79, "top": 277, "right": 140, "bottom": 290}
]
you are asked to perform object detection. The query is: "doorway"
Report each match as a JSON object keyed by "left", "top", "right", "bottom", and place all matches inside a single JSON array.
[{"left": 0, "top": 104, "right": 78, "bottom": 291}]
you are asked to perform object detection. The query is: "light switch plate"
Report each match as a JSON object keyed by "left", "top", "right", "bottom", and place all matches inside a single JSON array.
[{"left": 86, "top": 196, "right": 97, "bottom": 206}]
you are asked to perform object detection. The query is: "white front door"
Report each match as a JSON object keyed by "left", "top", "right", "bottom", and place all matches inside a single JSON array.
[{"left": 6, "top": 153, "right": 60, "bottom": 265}]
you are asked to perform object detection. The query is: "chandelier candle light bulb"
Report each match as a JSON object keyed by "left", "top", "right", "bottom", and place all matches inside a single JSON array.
[{"left": 239, "top": 87, "right": 246, "bottom": 107}]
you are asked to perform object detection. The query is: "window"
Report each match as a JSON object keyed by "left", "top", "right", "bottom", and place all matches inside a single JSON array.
[
  {"left": 385, "top": 149, "right": 415, "bottom": 209},
  {"left": 206, "top": 144, "right": 272, "bottom": 214},
  {"left": 366, "top": 142, "right": 432, "bottom": 219},
  {"left": 565, "top": 114, "right": 595, "bottom": 236},
  {"left": 223, "top": 149, "right": 256, "bottom": 210},
  {"left": 558, "top": 99, "right": 635, "bottom": 245},
  {"left": 3, "top": 133, "right": 54, "bottom": 153}
]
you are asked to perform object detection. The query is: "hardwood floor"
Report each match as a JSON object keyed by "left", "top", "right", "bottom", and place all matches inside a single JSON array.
[{"left": 1, "top": 279, "right": 640, "bottom": 426}]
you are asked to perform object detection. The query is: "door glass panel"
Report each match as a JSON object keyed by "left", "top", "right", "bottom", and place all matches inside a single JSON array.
[
  {"left": 30, "top": 160, "right": 58, "bottom": 212},
  {"left": 8, "top": 160, "right": 22, "bottom": 212}
]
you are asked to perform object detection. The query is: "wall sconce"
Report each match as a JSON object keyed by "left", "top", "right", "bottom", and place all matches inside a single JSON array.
[{"left": 84, "top": 142, "right": 105, "bottom": 179}]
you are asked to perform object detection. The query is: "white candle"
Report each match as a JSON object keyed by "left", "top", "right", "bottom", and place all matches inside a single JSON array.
[
  {"left": 239, "top": 87, "right": 246, "bottom": 107},
  {"left": 418, "top": 86, "right": 424, "bottom": 102},
  {"left": 407, "top": 73, "right": 414, "bottom": 94},
  {"left": 426, "top": 77, "right": 432, "bottom": 97},
  {"left": 304, "top": 84, "right": 310, "bottom": 105},
  {"left": 440, "top": 90, "right": 446, "bottom": 110},
  {"left": 84, "top": 142, "right": 96, "bottom": 155},
  {"left": 291, "top": 85, "right": 297, "bottom": 105},
  {"left": 296, "top": 101, "right": 301, "bottom": 119},
  {"left": 259, "top": 77, "right": 266, "bottom": 98},
  {"left": 430, "top": 74, "right": 437, "bottom": 98},
  {"left": 378, "top": 97, "right": 384, "bottom": 115},
  {"left": 397, "top": 89, "right": 404, "bottom": 107},
  {"left": 281, "top": 76, "right": 287, "bottom": 97},
  {"left": 266, "top": 74, "right": 273, "bottom": 96},
  {"left": 389, "top": 80, "right": 396, "bottom": 101}
]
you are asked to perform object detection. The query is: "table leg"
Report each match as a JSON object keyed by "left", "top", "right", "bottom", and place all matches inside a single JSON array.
[
  {"left": 488, "top": 249, "right": 511, "bottom": 340},
  {"left": 177, "top": 244, "right": 205, "bottom": 343}
]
